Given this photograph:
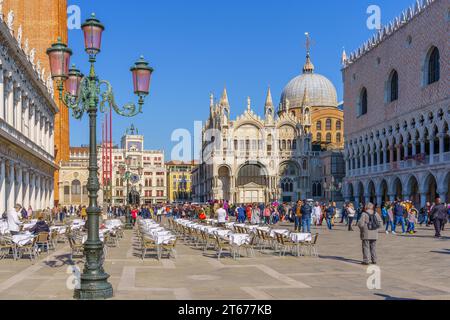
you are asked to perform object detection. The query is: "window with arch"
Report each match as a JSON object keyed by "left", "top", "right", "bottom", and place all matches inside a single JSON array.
[
  {"left": 336, "top": 132, "right": 342, "bottom": 144},
  {"left": 326, "top": 133, "right": 332, "bottom": 143},
  {"left": 426, "top": 47, "right": 440, "bottom": 85},
  {"left": 359, "top": 88, "right": 368, "bottom": 116},
  {"left": 326, "top": 119, "right": 332, "bottom": 131},
  {"left": 336, "top": 120, "right": 342, "bottom": 130},
  {"left": 388, "top": 70, "right": 399, "bottom": 102},
  {"left": 316, "top": 121, "right": 322, "bottom": 131},
  {"left": 317, "top": 132, "right": 322, "bottom": 142},
  {"left": 71, "top": 180, "right": 81, "bottom": 195}
]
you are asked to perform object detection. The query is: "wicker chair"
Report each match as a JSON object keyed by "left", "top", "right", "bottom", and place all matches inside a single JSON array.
[
  {"left": 36, "top": 232, "right": 50, "bottom": 255},
  {"left": 49, "top": 229, "right": 59, "bottom": 251},
  {"left": 0, "top": 236, "right": 17, "bottom": 260},
  {"left": 68, "top": 236, "right": 84, "bottom": 260},
  {"left": 275, "top": 233, "right": 295, "bottom": 256},
  {"left": 16, "top": 237, "right": 38, "bottom": 261},
  {"left": 160, "top": 238, "right": 177, "bottom": 259},
  {"left": 239, "top": 233, "right": 257, "bottom": 258},
  {"left": 141, "top": 236, "right": 159, "bottom": 260},
  {"left": 304, "top": 233, "right": 319, "bottom": 257},
  {"left": 214, "top": 232, "right": 234, "bottom": 260}
]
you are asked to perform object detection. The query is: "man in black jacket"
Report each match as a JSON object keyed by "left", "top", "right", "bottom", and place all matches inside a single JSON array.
[{"left": 430, "top": 197, "right": 447, "bottom": 238}]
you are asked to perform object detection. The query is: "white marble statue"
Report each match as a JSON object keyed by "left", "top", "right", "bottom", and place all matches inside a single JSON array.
[
  {"left": 29, "top": 48, "right": 36, "bottom": 65},
  {"left": 24, "top": 39, "right": 29, "bottom": 55},
  {"left": 7, "top": 10, "right": 14, "bottom": 32},
  {"left": 17, "top": 25, "right": 22, "bottom": 48}
]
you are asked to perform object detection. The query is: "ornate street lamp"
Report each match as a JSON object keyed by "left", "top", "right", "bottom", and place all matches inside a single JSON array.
[{"left": 47, "top": 13, "right": 153, "bottom": 300}]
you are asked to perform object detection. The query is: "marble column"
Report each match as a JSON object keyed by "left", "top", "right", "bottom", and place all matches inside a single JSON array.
[
  {"left": 0, "top": 159, "right": 5, "bottom": 214},
  {"left": 7, "top": 161, "right": 15, "bottom": 210},
  {"left": 35, "top": 175, "right": 40, "bottom": 210},
  {"left": 376, "top": 194, "right": 383, "bottom": 207},
  {"left": 420, "top": 192, "right": 427, "bottom": 208},
  {"left": 412, "top": 139, "right": 417, "bottom": 156},
  {"left": 6, "top": 78, "right": 13, "bottom": 126},
  {"left": 29, "top": 104, "right": 35, "bottom": 143},
  {"left": 420, "top": 139, "right": 426, "bottom": 155},
  {"left": 15, "top": 86, "right": 22, "bottom": 132},
  {"left": 438, "top": 133, "right": 445, "bottom": 163},
  {"left": 24, "top": 169, "right": 30, "bottom": 209},
  {"left": 50, "top": 179, "right": 55, "bottom": 208},
  {"left": 30, "top": 173, "right": 36, "bottom": 210},
  {"left": 17, "top": 165, "right": 23, "bottom": 207},
  {"left": 429, "top": 135, "right": 435, "bottom": 164},
  {"left": 0, "top": 70, "right": 4, "bottom": 120}
]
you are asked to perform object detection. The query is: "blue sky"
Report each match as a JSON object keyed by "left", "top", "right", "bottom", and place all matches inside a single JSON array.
[{"left": 68, "top": 0, "right": 415, "bottom": 159}]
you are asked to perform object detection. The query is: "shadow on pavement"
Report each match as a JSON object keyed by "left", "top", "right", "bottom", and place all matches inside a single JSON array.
[{"left": 374, "top": 293, "right": 419, "bottom": 301}]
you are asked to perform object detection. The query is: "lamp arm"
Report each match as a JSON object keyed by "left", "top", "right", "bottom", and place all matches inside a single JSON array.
[
  {"left": 58, "top": 78, "right": 90, "bottom": 120},
  {"left": 98, "top": 80, "right": 143, "bottom": 117}
]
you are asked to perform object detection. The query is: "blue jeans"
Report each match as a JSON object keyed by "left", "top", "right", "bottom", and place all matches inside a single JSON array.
[
  {"left": 408, "top": 222, "right": 415, "bottom": 232},
  {"left": 393, "top": 216, "right": 406, "bottom": 233},
  {"left": 326, "top": 217, "right": 332, "bottom": 230},
  {"left": 302, "top": 218, "right": 311, "bottom": 233},
  {"left": 294, "top": 216, "right": 301, "bottom": 231},
  {"left": 385, "top": 220, "right": 394, "bottom": 232}
]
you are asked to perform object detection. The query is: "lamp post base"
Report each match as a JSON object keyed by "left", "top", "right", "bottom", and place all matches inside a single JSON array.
[{"left": 74, "top": 278, "right": 113, "bottom": 300}]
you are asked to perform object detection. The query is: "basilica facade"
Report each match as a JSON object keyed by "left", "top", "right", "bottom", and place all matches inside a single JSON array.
[{"left": 192, "top": 50, "right": 344, "bottom": 204}]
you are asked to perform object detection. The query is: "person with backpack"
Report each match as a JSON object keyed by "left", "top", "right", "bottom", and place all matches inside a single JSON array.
[
  {"left": 357, "top": 203, "right": 383, "bottom": 265},
  {"left": 300, "top": 200, "right": 312, "bottom": 233}
]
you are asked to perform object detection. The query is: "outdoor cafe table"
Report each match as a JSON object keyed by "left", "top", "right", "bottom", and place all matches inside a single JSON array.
[
  {"left": 12, "top": 233, "right": 35, "bottom": 247},
  {"left": 105, "top": 219, "right": 123, "bottom": 229},
  {"left": 205, "top": 227, "right": 220, "bottom": 235},
  {"left": 229, "top": 233, "right": 250, "bottom": 246},
  {"left": 50, "top": 226, "right": 67, "bottom": 234},
  {"left": 22, "top": 222, "right": 36, "bottom": 230},
  {"left": 290, "top": 233, "right": 312, "bottom": 243},
  {"left": 270, "top": 229, "right": 290, "bottom": 238},
  {"left": 215, "top": 229, "right": 232, "bottom": 239}
]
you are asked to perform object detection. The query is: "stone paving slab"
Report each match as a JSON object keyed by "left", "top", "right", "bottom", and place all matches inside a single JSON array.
[{"left": 0, "top": 221, "right": 448, "bottom": 300}]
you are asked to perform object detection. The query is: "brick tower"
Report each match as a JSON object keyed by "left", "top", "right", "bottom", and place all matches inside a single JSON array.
[{"left": 4, "top": 0, "right": 69, "bottom": 206}]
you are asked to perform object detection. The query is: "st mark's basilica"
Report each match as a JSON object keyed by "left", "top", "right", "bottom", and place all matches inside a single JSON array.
[{"left": 192, "top": 43, "right": 344, "bottom": 204}]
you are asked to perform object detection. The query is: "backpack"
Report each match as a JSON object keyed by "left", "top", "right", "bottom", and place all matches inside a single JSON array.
[{"left": 367, "top": 213, "right": 381, "bottom": 231}]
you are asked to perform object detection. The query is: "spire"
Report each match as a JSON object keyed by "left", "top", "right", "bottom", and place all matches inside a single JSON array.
[
  {"left": 220, "top": 87, "right": 229, "bottom": 106},
  {"left": 301, "top": 87, "right": 310, "bottom": 107},
  {"left": 341, "top": 48, "right": 348, "bottom": 67},
  {"left": 265, "top": 87, "right": 273, "bottom": 107},
  {"left": 209, "top": 92, "right": 214, "bottom": 115},
  {"left": 247, "top": 96, "right": 251, "bottom": 112},
  {"left": 303, "top": 32, "right": 315, "bottom": 74}
]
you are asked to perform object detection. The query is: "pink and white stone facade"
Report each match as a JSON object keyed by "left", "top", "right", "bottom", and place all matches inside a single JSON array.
[{"left": 342, "top": 0, "right": 449, "bottom": 208}]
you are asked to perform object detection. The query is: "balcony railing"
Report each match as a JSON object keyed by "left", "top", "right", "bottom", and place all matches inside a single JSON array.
[{"left": 349, "top": 151, "right": 450, "bottom": 177}]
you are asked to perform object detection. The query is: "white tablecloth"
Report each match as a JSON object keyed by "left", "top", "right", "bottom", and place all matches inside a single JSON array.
[
  {"left": 270, "top": 229, "right": 290, "bottom": 238},
  {"left": 205, "top": 227, "right": 220, "bottom": 235},
  {"left": 50, "top": 226, "right": 67, "bottom": 234},
  {"left": 290, "top": 233, "right": 312, "bottom": 243},
  {"left": 215, "top": 230, "right": 231, "bottom": 239},
  {"left": 12, "top": 234, "right": 34, "bottom": 247},
  {"left": 229, "top": 233, "right": 250, "bottom": 246},
  {"left": 22, "top": 223, "right": 36, "bottom": 230},
  {"left": 105, "top": 219, "right": 123, "bottom": 229},
  {"left": 0, "top": 221, "right": 9, "bottom": 235}
]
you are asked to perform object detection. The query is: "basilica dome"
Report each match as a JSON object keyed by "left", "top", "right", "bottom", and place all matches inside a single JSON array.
[{"left": 280, "top": 54, "right": 338, "bottom": 109}]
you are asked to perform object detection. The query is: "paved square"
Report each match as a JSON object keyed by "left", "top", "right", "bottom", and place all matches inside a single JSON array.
[{"left": 0, "top": 221, "right": 449, "bottom": 300}]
